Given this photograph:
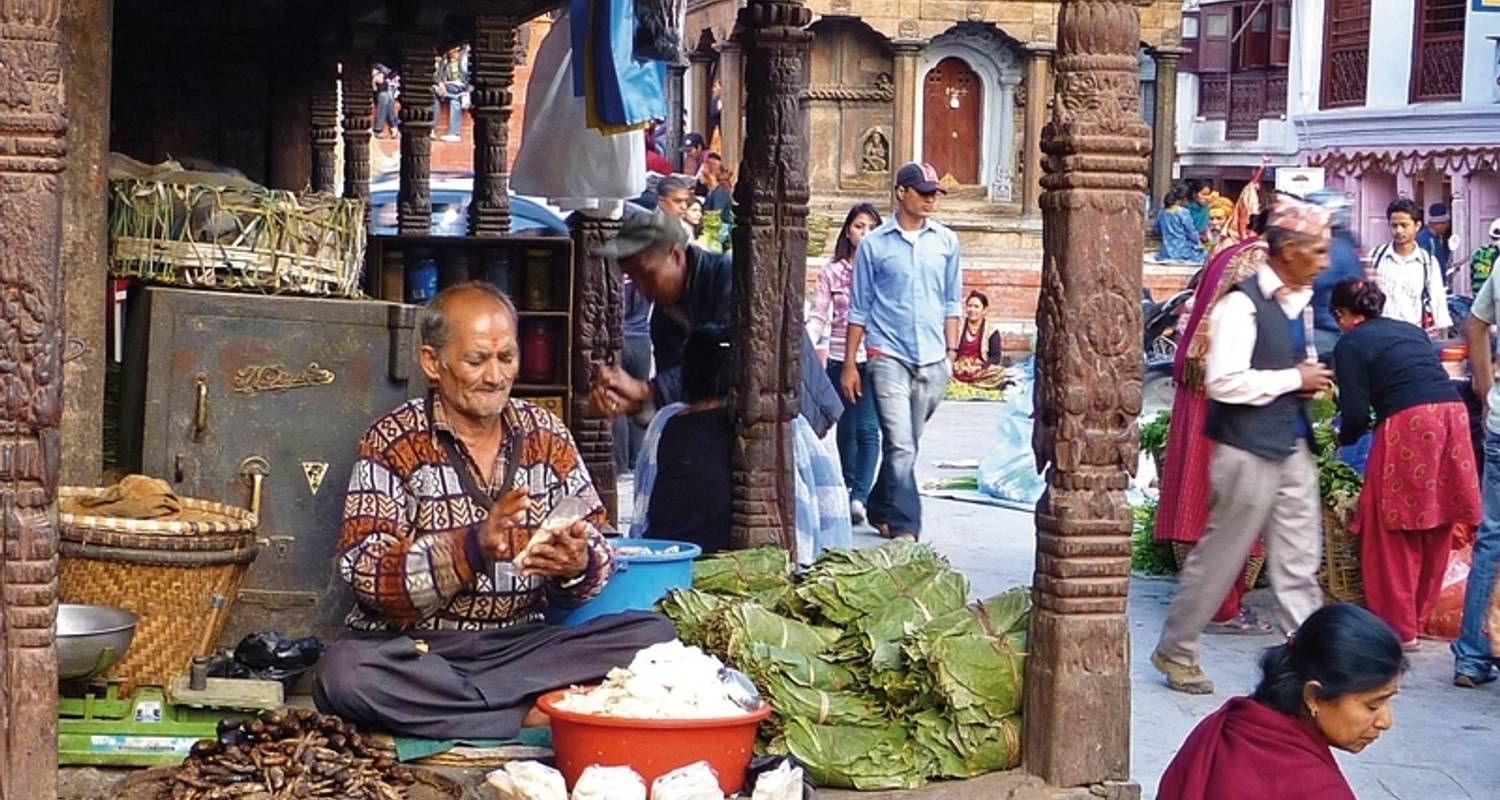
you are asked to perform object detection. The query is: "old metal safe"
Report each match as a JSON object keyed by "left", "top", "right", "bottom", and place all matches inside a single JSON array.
[{"left": 120, "top": 287, "right": 424, "bottom": 645}]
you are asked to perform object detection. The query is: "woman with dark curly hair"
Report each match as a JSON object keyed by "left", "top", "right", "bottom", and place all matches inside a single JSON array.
[
  {"left": 1159, "top": 604, "right": 1405, "bottom": 800},
  {"left": 1330, "top": 277, "right": 1480, "bottom": 649}
]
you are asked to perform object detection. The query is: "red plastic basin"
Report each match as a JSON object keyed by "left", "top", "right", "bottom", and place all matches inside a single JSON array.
[{"left": 536, "top": 687, "right": 772, "bottom": 794}]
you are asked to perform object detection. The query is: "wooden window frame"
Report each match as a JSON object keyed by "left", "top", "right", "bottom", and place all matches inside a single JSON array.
[
  {"left": 1409, "top": 0, "right": 1466, "bottom": 103},
  {"left": 1320, "top": 0, "right": 1371, "bottom": 109}
]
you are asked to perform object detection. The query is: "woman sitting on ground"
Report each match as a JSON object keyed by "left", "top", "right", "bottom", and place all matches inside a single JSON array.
[
  {"left": 1158, "top": 604, "right": 1405, "bottom": 800},
  {"left": 950, "top": 291, "right": 1009, "bottom": 390},
  {"left": 1156, "top": 183, "right": 1207, "bottom": 263},
  {"left": 1330, "top": 277, "right": 1480, "bottom": 650}
]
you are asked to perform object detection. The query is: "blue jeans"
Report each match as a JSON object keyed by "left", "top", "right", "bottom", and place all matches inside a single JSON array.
[
  {"left": 866, "top": 356, "right": 949, "bottom": 536},
  {"left": 1454, "top": 430, "right": 1500, "bottom": 675},
  {"left": 373, "top": 91, "right": 399, "bottom": 134},
  {"left": 431, "top": 89, "right": 462, "bottom": 137},
  {"left": 827, "top": 359, "right": 880, "bottom": 504}
]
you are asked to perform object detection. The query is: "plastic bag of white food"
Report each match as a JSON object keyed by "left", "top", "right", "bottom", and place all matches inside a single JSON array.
[
  {"left": 650, "top": 761, "right": 724, "bottom": 800},
  {"left": 485, "top": 761, "right": 567, "bottom": 800},
  {"left": 751, "top": 761, "right": 804, "bottom": 800},
  {"left": 571, "top": 765, "right": 646, "bottom": 800}
]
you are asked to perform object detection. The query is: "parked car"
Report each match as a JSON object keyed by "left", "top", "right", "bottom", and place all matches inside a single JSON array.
[{"left": 368, "top": 173, "right": 570, "bottom": 237}]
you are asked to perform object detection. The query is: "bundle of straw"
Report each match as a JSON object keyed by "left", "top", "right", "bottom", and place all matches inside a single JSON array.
[{"left": 108, "top": 172, "right": 367, "bottom": 298}]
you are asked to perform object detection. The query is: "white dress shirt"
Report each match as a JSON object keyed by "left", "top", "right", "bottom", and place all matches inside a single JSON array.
[
  {"left": 1372, "top": 244, "right": 1450, "bottom": 330},
  {"left": 1204, "top": 265, "right": 1311, "bottom": 406}
]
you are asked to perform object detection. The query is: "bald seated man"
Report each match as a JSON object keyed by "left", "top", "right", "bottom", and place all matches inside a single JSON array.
[{"left": 314, "top": 282, "right": 673, "bottom": 739}]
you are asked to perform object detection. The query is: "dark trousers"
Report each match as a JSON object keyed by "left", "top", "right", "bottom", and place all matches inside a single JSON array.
[
  {"left": 613, "top": 336, "right": 653, "bottom": 473},
  {"left": 827, "top": 359, "right": 880, "bottom": 504},
  {"left": 312, "top": 612, "right": 674, "bottom": 739}
]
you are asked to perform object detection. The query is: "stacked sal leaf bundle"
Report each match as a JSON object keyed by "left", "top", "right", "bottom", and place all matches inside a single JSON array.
[{"left": 657, "top": 543, "right": 1030, "bottom": 790}]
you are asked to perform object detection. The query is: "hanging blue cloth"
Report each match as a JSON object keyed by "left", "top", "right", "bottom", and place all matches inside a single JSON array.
[{"left": 570, "top": 0, "right": 667, "bottom": 130}]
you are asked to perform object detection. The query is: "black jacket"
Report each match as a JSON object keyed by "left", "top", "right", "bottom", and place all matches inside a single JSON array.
[
  {"left": 1332, "top": 316, "right": 1459, "bottom": 445},
  {"left": 649, "top": 246, "right": 843, "bottom": 437}
]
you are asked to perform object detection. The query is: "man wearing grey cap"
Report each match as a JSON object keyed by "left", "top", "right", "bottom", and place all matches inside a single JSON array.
[
  {"left": 842, "top": 162, "right": 964, "bottom": 542},
  {"left": 1417, "top": 201, "right": 1453, "bottom": 281},
  {"left": 589, "top": 207, "right": 842, "bottom": 437}
]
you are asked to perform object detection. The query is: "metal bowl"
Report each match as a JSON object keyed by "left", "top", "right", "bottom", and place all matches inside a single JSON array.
[{"left": 57, "top": 604, "right": 138, "bottom": 681}]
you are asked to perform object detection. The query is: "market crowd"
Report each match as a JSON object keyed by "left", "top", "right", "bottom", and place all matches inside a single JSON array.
[{"left": 1149, "top": 172, "right": 1500, "bottom": 796}]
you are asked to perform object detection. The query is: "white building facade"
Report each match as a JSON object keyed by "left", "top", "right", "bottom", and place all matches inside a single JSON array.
[{"left": 1176, "top": 0, "right": 1500, "bottom": 270}]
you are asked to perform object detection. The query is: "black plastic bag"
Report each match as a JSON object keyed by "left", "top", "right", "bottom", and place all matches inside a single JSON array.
[
  {"left": 633, "top": 0, "right": 687, "bottom": 65},
  {"left": 207, "top": 632, "right": 324, "bottom": 690}
]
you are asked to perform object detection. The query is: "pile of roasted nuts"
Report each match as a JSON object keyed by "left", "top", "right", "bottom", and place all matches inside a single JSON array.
[{"left": 168, "top": 708, "right": 417, "bottom": 800}]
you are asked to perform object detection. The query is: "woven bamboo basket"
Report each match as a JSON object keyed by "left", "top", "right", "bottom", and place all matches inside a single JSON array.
[
  {"left": 108, "top": 177, "right": 366, "bottom": 298},
  {"left": 1319, "top": 504, "right": 1364, "bottom": 605},
  {"left": 57, "top": 487, "right": 259, "bottom": 693}
]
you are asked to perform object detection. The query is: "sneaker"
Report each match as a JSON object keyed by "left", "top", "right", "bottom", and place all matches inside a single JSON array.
[
  {"left": 1454, "top": 663, "right": 1500, "bottom": 688},
  {"left": 849, "top": 499, "right": 866, "bottom": 525},
  {"left": 1152, "top": 650, "right": 1215, "bottom": 695}
]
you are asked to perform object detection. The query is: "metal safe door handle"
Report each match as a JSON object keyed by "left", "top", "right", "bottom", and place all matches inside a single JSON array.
[
  {"left": 192, "top": 373, "right": 209, "bottom": 442},
  {"left": 239, "top": 456, "right": 270, "bottom": 522}
]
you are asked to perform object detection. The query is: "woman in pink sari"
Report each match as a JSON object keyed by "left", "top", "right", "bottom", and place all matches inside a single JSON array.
[{"left": 1153, "top": 178, "right": 1270, "bottom": 632}]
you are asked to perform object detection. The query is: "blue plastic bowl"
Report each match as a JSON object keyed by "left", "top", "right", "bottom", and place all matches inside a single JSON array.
[{"left": 547, "top": 539, "right": 702, "bottom": 627}]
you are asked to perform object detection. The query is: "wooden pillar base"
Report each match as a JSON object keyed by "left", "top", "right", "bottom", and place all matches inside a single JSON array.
[{"left": 1025, "top": 0, "right": 1150, "bottom": 788}]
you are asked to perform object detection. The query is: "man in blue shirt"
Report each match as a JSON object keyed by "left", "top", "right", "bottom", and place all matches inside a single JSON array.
[
  {"left": 842, "top": 162, "right": 963, "bottom": 542},
  {"left": 1306, "top": 189, "right": 1365, "bottom": 360},
  {"left": 1417, "top": 202, "right": 1452, "bottom": 282}
]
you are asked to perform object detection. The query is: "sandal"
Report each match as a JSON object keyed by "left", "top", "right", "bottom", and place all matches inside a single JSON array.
[
  {"left": 1152, "top": 650, "right": 1215, "bottom": 695},
  {"left": 1205, "top": 609, "right": 1273, "bottom": 636}
]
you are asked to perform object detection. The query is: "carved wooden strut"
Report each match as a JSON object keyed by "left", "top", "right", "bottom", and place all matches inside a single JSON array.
[
  {"left": 1027, "top": 0, "right": 1151, "bottom": 789},
  {"left": 569, "top": 215, "right": 623, "bottom": 521},
  {"left": 309, "top": 59, "right": 340, "bottom": 194},
  {"left": 341, "top": 52, "right": 374, "bottom": 224},
  {"left": 729, "top": 0, "right": 812, "bottom": 551},
  {"left": 0, "top": 1, "right": 67, "bottom": 796},
  {"left": 468, "top": 14, "right": 518, "bottom": 237},
  {"left": 398, "top": 39, "right": 436, "bottom": 236}
]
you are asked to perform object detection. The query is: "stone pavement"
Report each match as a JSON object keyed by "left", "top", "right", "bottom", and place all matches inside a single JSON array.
[{"left": 905, "top": 400, "right": 1500, "bottom": 799}]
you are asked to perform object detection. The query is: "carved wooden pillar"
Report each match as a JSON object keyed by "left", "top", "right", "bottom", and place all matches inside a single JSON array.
[
  {"left": 469, "top": 14, "right": 519, "bottom": 237},
  {"left": 688, "top": 49, "right": 716, "bottom": 138},
  {"left": 309, "top": 58, "right": 340, "bottom": 194},
  {"left": 1021, "top": 43, "right": 1054, "bottom": 217},
  {"left": 728, "top": 0, "right": 812, "bottom": 552},
  {"left": 569, "top": 213, "right": 623, "bottom": 521},
  {"left": 60, "top": 0, "right": 112, "bottom": 487},
  {"left": 666, "top": 64, "right": 687, "bottom": 171},
  {"left": 718, "top": 40, "right": 745, "bottom": 174},
  {"left": 890, "top": 39, "right": 923, "bottom": 168},
  {"left": 1148, "top": 46, "right": 1187, "bottom": 215},
  {"left": 1026, "top": 0, "right": 1150, "bottom": 789},
  {"left": 0, "top": 2, "right": 67, "bottom": 797},
  {"left": 342, "top": 52, "right": 374, "bottom": 220},
  {"left": 399, "top": 39, "right": 437, "bottom": 235}
]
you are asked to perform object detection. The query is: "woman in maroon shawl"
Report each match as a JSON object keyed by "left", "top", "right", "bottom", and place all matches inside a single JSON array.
[
  {"left": 1159, "top": 604, "right": 1406, "bottom": 800},
  {"left": 1154, "top": 193, "right": 1270, "bottom": 632}
]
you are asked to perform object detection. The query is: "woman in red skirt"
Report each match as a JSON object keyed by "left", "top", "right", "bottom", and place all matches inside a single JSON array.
[{"left": 1330, "top": 278, "right": 1482, "bottom": 649}]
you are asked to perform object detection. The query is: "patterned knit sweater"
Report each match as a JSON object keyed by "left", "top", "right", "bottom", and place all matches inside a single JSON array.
[{"left": 338, "top": 396, "right": 613, "bottom": 631}]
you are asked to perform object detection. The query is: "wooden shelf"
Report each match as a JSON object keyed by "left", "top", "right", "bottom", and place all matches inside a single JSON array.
[
  {"left": 513, "top": 384, "right": 569, "bottom": 394},
  {"left": 517, "top": 310, "right": 570, "bottom": 319}
]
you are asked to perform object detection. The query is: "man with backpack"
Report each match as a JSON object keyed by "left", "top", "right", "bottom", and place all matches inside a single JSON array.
[{"left": 1370, "top": 198, "right": 1450, "bottom": 335}]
